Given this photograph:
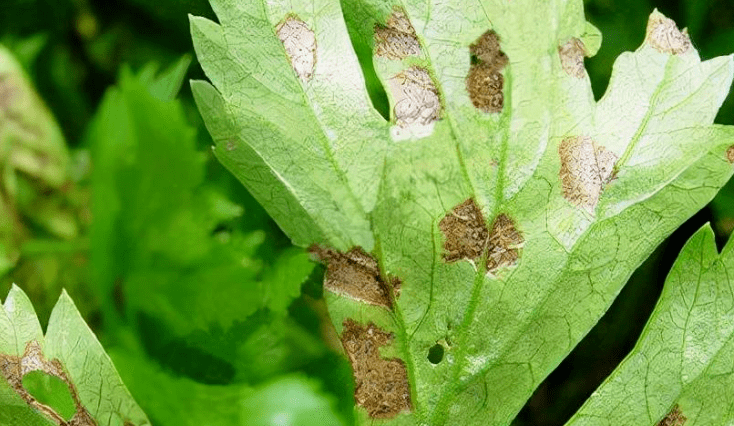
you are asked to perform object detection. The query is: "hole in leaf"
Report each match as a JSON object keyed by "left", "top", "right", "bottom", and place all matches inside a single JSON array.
[
  {"left": 22, "top": 371, "right": 76, "bottom": 421},
  {"left": 427, "top": 343, "right": 444, "bottom": 364}
]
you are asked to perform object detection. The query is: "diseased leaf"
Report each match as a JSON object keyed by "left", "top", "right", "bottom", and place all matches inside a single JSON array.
[
  {"left": 192, "top": 2, "right": 734, "bottom": 424},
  {"left": 0, "top": 285, "right": 150, "bottom": 426},
  {"left": 566, "top": 224, "right": 734, "bottom": 425}
]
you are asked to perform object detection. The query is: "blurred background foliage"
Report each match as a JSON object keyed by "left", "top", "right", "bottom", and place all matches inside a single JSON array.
[{"left": 0, "top": 0, "right": 731, "bottom": 425}]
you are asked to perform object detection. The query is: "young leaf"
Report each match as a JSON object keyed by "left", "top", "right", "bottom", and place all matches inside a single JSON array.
[
  {"left": 566, "top": 223, "right": 734, "bottom": 425},
  {"left": 192, "top": 2, "right": 734, "bottom": 424},
  {"left": 0, "top": 285, "right": 150, "bottom": 426}
]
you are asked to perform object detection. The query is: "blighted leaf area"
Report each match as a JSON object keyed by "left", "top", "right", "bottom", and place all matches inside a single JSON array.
[
  {"left": 486, "top": 213, "right": 524, "bottom": 272},
  {"left": 558, "top": 136, "right": 617, "bottom": 213},
  {"left": 276, "top": 15, "right": 316, "bottom": 82},
  {"left": 341, "top": 319, "right": 411, "bottom": 419},
  {"left": 389, "top": 66, "right": 441, "bottom": 129},
  {"left": 645, "top": 11, "right": 691, "bottom": 55},
  {"left": 466, "top": 31, "right": 508, "bottom": 113},
  {"left": 656, "top": 405, "right": 687, "bottom": 426},
  {"left": 0, "top": 340, "right": 98, "bottom": 426},
  {"left": 374, "top": 9, "right": 421, "bottom": 60},
  {"left": 559, "top": 38, "right": 587, "bottom": 78},
  {"left": 439, "top": 199, "right": 523, "bottom": 273},
  {"left": 310, "top": 246, "right": 400, "bottom": 308}
]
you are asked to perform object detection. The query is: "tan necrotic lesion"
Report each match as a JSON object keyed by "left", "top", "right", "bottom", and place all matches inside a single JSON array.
[
  {"left": 656, "top": 404, "right": 687, "bottom": 426},
  {"left": 310, "top": 246, "right": 400, "bottom": 308},
  {"left": 645, "top": 13, "right": 691, "bottom": 55},
  {"left": 558, "top": 136, "right": 617, "bottom": 213},
  {"left": 340, "top": 319, "right": 411, "bottom": 419},
  {"left": 558, "top": 38, "right": 587, "bottom": 78},
  {"left": 439, "top": 199, "right": 523, "bottom": 273},
  {"left": 276, "top": 16, "right": 316, "bottom": 82},
  {"left": 389, "top": 66, "right": 441, "bottom": 128},
  {"left": 374, "top": 9, "right": 421, "bottom": 60}
]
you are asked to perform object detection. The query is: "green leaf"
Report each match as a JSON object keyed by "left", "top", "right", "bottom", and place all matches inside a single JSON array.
[
  {"left": 89, "top": 64, "right": 311, "bottom": 332},
  {"left": 0, "top": 285, "right": 150, "bottom": 426},
  {"left": 88, "top": 62, "right": 316, "bottom": 391},
  {"left": 566, "top": 223, "right": 734, "bottom": 425},
  {"left": 192, "top": 2, "right": 734, "bottom": 425},
  {"left": 109, "top": 344, "right": 345, "bottom": 426}
]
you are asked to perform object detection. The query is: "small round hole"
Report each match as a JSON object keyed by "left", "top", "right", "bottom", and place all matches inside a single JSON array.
[{"left": 427, "top": 343, "right": 444, "bottom": 364}]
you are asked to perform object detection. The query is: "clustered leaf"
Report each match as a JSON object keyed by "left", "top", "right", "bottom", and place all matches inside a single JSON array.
[{"left": 191, "top": 1, "right": 734, "bottom": 425}]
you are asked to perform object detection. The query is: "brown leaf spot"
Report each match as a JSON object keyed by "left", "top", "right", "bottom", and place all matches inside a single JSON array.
[
  {"left": 0, "top": 340, "right": 97, "bottom": 425},
  {"left": 486, "top": 213, "right": 524, "bottom": 273},
  {"left": 374, "top": 9, "right": 421, "bottom": 60},
  {"left": 559, "top": 136, "right": 617, "bottom": 213},
  {"left": 657, "top": 404, "right": 687, "bottom": 426},
  {"left": 276, "top": 16, "right": 316, "bottom": 82},
  {"left": 466, "top": 30, "right": 507, "bottom": 113},
  {"left": 439, "top": 198, "right": 489, "bottom": 264},
  {"left": 439, "top": 199, "right": 523, "bottom": 273},
  {"left": 646, "top": 13, "right": 691, "bottom": 55},
  {"left": 310, "top": 246, "right": 396, "bottom": 308},
  {"left": 341, "top": 320, "right": 411, "bottom": 418},
  {"left": 559, "top": 38, "right": 587, "bottom": 78},
  {"left": 389, "top": 66, "right": 441, "bottom": 128},
  {"left": 726, "top": 145, "right": 734, "bottom": 163}
]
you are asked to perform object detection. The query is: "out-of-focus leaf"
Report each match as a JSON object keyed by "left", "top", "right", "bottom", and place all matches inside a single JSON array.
[
  {"left": 109, "top": 343, "right": 345, "bottom": 426},
  {"left": 0, "top": 45, "right": 89, "bottom": 316},
  {"left": 87, "top": 61, "right": 316, "bottom": 381}
]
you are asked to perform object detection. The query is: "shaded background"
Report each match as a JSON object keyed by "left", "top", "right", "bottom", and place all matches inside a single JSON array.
[{"left": 0, "top": 0, "right": 732, "bottom": 425}]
